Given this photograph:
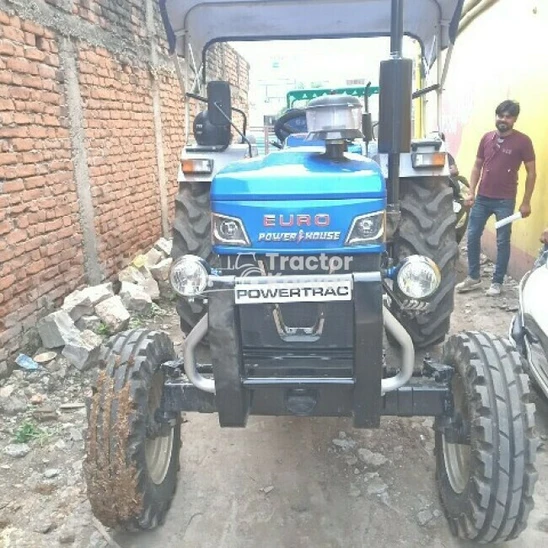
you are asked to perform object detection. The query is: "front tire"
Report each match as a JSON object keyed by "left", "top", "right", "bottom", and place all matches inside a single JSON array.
[
  {"left": 435, "top": 332, "right": 538, "bottom": 543},
  {"left": 84, "top": 329, "right": 181, "bottom": 531},
  {"left": 393, "top": 177, "right": 458, "bottom": 348}
]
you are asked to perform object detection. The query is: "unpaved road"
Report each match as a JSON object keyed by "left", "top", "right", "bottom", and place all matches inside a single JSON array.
[{"left": 114, "top": 261, "right": 548, "bottom": 548}]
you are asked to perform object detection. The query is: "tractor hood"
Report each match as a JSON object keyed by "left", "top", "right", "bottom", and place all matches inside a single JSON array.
[
  {"left": 210, "top": 149, "right": 386, "bottom": 254},
  {"left": 160, "top": 0, "right": 464, "bottom": 62},
  {"left": 211, "top": 148, "right": 385, "bottom": 201}
]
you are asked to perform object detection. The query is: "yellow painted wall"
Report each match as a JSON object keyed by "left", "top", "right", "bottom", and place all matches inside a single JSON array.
[{"left": 432, "top": 0, "right": 547, "bottom": 277}]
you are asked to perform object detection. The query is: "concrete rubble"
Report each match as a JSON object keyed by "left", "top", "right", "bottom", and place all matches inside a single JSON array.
[
  {"left": 95, "top": 296, "right": 131, "bottom": 333},
  {"left": 5, "top": 238, "right": 174, "bottom": 378},
  {"left": 37, "top": 311, "right": 81, "bottom": 350}
]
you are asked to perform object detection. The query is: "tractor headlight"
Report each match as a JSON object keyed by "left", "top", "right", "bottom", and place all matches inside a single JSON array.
[
  {"left": 170, "top": 255, "right": 210, "bottom": 297},
  {"left": 396, "top": 256, "right": 441, "bottom": 299},
  {"left": 345, "top": 211, "right": 385, "bottom": 245},
  {"left": 212, "top": 213, "right": 250, "bottom": 246}
]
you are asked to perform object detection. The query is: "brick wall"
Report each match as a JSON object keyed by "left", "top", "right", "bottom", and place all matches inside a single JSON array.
[
  {"left": 79, "top": 46, "right": 160, "bottom": 276},
  {"left": 0, "top": 0, "right": 249, "bottom": 374}
]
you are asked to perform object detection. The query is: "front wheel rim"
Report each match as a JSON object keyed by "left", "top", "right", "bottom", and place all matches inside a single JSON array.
[
  {"left": 442, "top": 436, "right": 471, "bottom": 494},
  {"left": 443, "top": 371, "right": 471, "bottom": 494},
  {"left": 145, "top": 372, "right": 175, "bottom": 485}
]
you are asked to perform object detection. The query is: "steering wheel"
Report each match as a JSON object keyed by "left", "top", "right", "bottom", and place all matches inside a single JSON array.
[{"left": 273, "top": 108, "right": 307, "bottom": 143}]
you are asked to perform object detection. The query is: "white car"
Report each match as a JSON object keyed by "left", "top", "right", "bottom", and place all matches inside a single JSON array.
[{"left": 510, "top": 246, "right": 548, "bottom": 396}]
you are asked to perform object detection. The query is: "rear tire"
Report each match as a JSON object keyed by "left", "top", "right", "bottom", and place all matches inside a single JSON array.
[
  {"left": 435, "top": 332, "right": 538, "bottom": 543},
  {"left": 84, "top": 329, "right": 181, "bottom": 531},
  {"left": 392, "top": 177, "right": 458, "bottom": 348},
  {"left": 449, "top": 175, "right": 470, "bottom": 244},
  {"left": 172, "top": 182, "right": 214, "bottom": 334}
]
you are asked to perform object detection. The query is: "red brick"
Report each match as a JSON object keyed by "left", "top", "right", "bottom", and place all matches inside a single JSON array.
[
  {"left": 6, "top": 228, "right": 27, "bottom": 246},
  {"left": 0, "top": 221, "right": 12, "bottom": 235},
  {"left": 8, "top": 87, "right": 31, "bottom": 100},
  {"left": 26, "top": 259, "right": 46, "bottom": 275},
  {"left": 20, "top": 152, "right": 43, "bottom": 164},
  {"left": 24, "top": 32, "right": 36, "bottom": 47},
  {"left": 0, "top": 39, "right": 16, "bottom": 56},
  {"left": 24, "top": 101, "right": 47, "bottom": 114},
  {"left": 2, "top": 180, "right": 25, "bottom": 193},
  {"left": 0, "top": 71, "right": 13, "bottom": 85},
  {"left": 0, "top": 274, "right": 17, "bottom": 291},
  {"left": 40, "top": 197, "right": 56, "bottom": 209},
  {"left": 21, "top": 75, "right": 43, "bottom": 89},
  {"left": 0, "top": 126, "right": 28, "bottom": 138},
  {"left": 25, "top": 48, "right": 46, "bottom": 63},
  {"left": 45, "top": 218, "right": 63, "bottom": 232},
  {"left": 12, "top": 138, "right": 34, "bottom": 152},
  {"left": 21, "top": 20, "right": 44, "bottom": 36},
  {"left": 0, "top": 152, "right": 17, "bottom": 166},
  {"left": 15, "top": 164, "right": 36, "bottom": 178},
  {"left": 25, "top": 175, "right": 47, "bottom": 189},
  {"left": 38, "top": 64, "right": 57, "bottom": 80},
  {"left": 57, "top": 226, "right": 74, "bottom": 239},
  {"left": 2, "top": 25, "right": 25, "bottom": 43},
  {"left": 12, "top": 112, "right": 34, "bottom": 124},
  {"left": 17, "top": 216, "right": 29, "bottom": 229},
  {"left": 6, "top": 56, "right": 36, "bottom": 75},
  {"left": 24, "top": 237, "right": 42, "bottom": 253},
  {"left": 40, "top": 265, "right": 59, "bottom": 280}
]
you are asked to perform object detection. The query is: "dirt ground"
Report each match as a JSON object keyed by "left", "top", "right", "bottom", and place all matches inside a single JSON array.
[{"left": 1, "top": 254, "right": 548, "bottom": 548}]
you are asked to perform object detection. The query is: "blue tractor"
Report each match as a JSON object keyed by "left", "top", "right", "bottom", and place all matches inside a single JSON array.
[{"left": 84, "top": 0, "right": 538, "bottom": 543}]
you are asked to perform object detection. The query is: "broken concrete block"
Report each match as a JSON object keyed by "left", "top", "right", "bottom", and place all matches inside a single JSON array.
[
  {"left": 61, "top": 290, "right": 94, "bottom": 322},
  {"left": 119, "top": 282, "right": 153, "bottom": 314},
  {"left": 37, "top": 311, "right": 81, "bottom": 349},
  {"left": 143, "top": 247, "right": 163, "bottom": 268},
  {"left": 118, "top": 265, "right": 148, "bottom": 285},
  {"left": 141, "top": 277, "right": 160, "bottom": 302},
  {"left": 154, "top": 237, "right": 172, "bottom": 257},
  {"left": 95, "top": 296, "right": 130, "bottom": 333},
  {"left": 80, "top": 284, "right": 114, "bottom": 307},
  {"left": 75, "top": 315, "right": 102, "bottom": 332},
  {"left": 149, "top": 258, "right": 172, "bottom": 282},
  {"left": 62, "top": 330, "right": 103, "bottom": 371}
]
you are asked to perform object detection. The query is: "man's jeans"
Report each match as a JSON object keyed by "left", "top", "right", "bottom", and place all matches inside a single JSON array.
[{"left": 467, "top": 195, "right": 515, "bottom": 284}]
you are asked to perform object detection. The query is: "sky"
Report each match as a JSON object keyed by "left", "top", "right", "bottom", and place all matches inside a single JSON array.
[
  {"left": 233, "top": 37, "right": 418, "bottom": 85},
  {"left": 231, "top": 37, "right": 420, "bottom": 124}
]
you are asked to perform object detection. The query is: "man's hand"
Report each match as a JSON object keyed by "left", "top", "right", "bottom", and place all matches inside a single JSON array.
[
  {"left": 463, "top": 192, "right": 475, "bottom": 208},
  {"left": 519, "top": 202, "right": 532, "bottom": 218},
  {"left": 541, "top": 228, "right": 548, "bottom": 245}
]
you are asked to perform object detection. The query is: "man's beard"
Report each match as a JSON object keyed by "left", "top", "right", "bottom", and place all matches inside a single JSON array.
[{"left": 496, "top": 121, "right": 510, "bottom": 132}]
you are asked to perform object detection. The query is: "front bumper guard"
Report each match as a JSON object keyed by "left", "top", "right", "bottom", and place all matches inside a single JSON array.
[{"left": 171, "top": 273, "right": 449, "bottom": 427}]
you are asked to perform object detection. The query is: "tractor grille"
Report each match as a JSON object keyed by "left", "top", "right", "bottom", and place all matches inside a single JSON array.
[{"left": 219, "top": 253, "right": 381, "bottom": 378}]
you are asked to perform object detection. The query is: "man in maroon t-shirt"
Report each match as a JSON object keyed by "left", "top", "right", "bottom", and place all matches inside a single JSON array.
[{"left": 456, "top": 100, "right": 536, "bottom": 296}]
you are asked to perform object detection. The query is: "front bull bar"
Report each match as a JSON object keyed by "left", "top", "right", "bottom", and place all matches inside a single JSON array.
[{"left": 179, "top": 273, "right": 416, "bottom": 427}]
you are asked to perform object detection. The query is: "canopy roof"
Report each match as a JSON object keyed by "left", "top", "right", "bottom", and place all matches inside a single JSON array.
[{"left": 160, "top": 0, "right": 464, "bottom": 62}]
